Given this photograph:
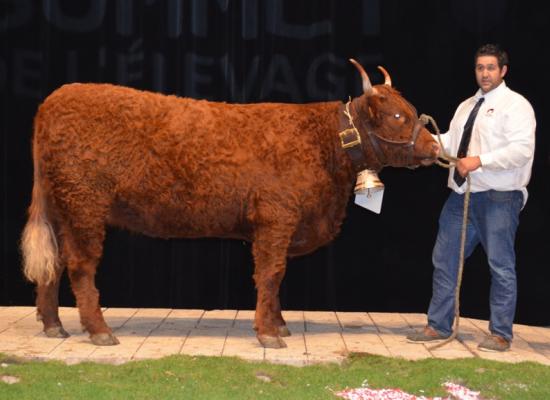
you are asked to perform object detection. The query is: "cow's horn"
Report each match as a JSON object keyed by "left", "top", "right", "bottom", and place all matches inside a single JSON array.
[
  {"left": 378, "top": 66, "right": 392, "bottom": 87},
  {"left": 349, "top": 58, "right": 373, "bottom": 95}
]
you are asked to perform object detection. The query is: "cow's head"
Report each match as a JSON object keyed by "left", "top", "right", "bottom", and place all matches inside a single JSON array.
[{"left": 344, "top": 59, "right": 439, "bottom": 171}]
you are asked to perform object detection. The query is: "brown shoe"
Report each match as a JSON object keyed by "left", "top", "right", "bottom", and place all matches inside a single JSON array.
[
  {"left": 478, "top": 335, "right": 510, "bottom": 352},
  {"left": 406, "top": 326, "right": 449, "bottom": 343}
]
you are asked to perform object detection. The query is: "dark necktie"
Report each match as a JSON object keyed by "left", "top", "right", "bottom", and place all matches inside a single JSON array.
[{"left": 453, "top": 97, "right": 485, "bottom": 186}]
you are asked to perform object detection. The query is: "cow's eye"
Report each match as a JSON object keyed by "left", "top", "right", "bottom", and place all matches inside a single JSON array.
[{"left": 394, "top": 113, "right": 401, "bottom": 119}]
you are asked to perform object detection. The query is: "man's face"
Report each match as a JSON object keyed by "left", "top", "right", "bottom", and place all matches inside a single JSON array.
[{"left": 475, "top": 55, "right": 507, "bottom": 94}]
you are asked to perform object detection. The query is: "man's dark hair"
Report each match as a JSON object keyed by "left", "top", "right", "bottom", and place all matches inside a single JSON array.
[{"left": 475, "top": 44, "right": 509, "bottom": 69}]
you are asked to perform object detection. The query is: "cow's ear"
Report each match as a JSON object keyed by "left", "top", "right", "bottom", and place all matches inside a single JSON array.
[
  {"left": 368, "top": 92, "right": 386, "bottom": 108},
  {"left": 364, "top": 100, "right": 378, "bottom": 123},
  {"left": 367, "top": 105, "right": 377, "bottom": 121},
  {"left": 367, "top": 95, "right": 386, "bottom": 124}
]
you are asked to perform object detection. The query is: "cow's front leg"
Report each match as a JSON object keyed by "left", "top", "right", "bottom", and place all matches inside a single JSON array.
[
  {"left": 252, "top": 222, "right": 294, "bottom": 349},
  {"left": 274, "top": 297, "right": 290, "bottom": 337},
  {"left": 252, "top": 296, "right": 290, "bottom": 337}
]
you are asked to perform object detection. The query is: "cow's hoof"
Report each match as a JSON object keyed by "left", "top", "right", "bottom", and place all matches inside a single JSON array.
[
  {"left": 90, "top": 333, "right": 120, "bottom": 346},
  {"left": 44, "top": 326, "right": 70, "bottom": 338},
  {"left": 254, "top": 325, "right": 291, "bottom": 337},
  {"left": 258, "top": 334, "right": 287, "bottom": 348},
  {"left": 278, "top": 326, "right": 291, "bottom": 337}
]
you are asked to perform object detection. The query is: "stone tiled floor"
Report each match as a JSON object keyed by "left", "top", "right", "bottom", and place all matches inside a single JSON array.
[{"left": 1, "top": 306, "right": 549, "bottom": 366}]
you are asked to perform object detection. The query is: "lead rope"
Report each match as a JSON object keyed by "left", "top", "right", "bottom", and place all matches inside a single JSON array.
[{"left": 419, "top": 114, "right": 470, "bottom": 351}]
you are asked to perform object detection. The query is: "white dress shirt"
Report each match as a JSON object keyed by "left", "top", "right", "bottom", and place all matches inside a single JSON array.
[{"left": 435, "top": 81, "right": 536, "bottom": 205}]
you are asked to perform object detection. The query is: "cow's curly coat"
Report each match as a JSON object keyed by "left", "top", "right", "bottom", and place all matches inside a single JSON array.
[{"left": 21, "top": 67, "right": 439, "bottom": 348}]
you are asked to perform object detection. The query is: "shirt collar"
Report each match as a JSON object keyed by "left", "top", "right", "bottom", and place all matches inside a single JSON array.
[{"left": 474, "top": 80, "right": 507, "bottom": 102}]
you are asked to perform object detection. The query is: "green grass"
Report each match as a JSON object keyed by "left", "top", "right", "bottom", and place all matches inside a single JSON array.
[{"left": 1, "top": 352, "right": 549, "bottom": 399}]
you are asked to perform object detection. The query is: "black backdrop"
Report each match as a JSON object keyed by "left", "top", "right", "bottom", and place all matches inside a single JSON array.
[{"left": 1, "top": 0, "right": 548, "bottom": 326}]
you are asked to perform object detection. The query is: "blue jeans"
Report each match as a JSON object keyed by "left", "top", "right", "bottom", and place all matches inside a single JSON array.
[{"left": 428, "top": 190, "right": 523, "bottom": 341}]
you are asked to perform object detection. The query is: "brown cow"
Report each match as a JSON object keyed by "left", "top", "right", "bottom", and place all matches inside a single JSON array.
[{"left": 21, "top": 60, "right": 439, "bottom": 348}]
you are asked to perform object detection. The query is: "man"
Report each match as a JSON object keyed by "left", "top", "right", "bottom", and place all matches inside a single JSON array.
[{"left": 407, "top": 44, "right": 536, "bottom": 351}]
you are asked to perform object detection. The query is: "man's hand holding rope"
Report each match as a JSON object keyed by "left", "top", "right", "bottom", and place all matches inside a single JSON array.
[{"left": 455, "top": 156, "right": 482, "bottom": 178}]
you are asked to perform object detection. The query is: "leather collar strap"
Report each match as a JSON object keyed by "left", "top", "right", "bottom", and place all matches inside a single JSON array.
[{"left": 338, "top": 99, "right": 383, "bottom": 172}]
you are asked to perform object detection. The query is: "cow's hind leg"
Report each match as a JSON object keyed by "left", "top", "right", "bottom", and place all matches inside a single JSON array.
[
  {"left": 61, "top": 222, "right": 118, "bottom": 346},
  {"left": 252, "top": 213, "right": 295, "bottom": 348},
  {"left": 36, "top": 264, "right": 69, "bottom": 338}
]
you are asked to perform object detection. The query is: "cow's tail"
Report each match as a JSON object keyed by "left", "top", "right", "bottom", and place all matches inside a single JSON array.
[{"left": 21, "top": 136, "right": 59, "bottom": 286}]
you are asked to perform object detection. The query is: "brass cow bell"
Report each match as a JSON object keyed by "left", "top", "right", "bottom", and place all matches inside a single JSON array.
[
  {"left": 354, "top": 169, "right": 385, "bottom": 214},
  {"left": 354, "top": 169, "right": 384, "bottom": 196}
]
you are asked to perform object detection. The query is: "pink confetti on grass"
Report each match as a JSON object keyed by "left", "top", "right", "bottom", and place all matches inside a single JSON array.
[
  {"left": 334, "top": 381, "right": 481, "bottom": 400},
  {"left": 444, "top": 382, "right": 481, "bottom": 400}
]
